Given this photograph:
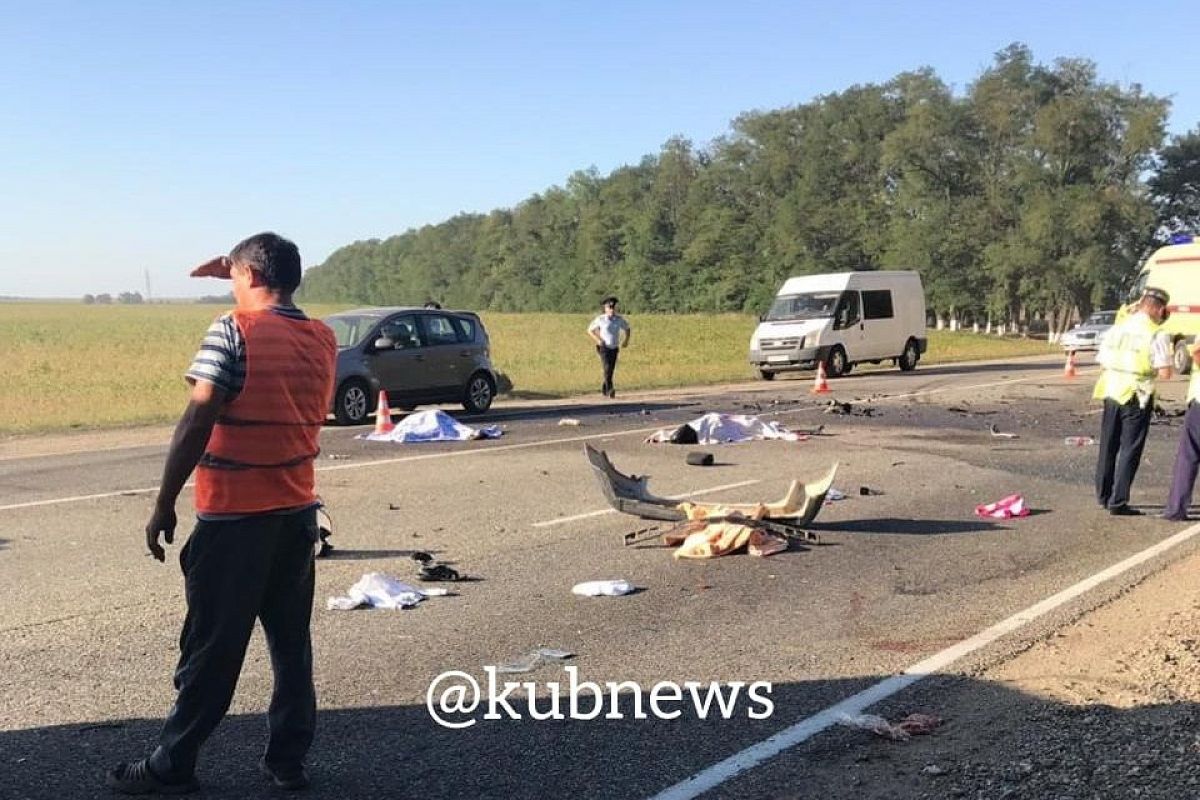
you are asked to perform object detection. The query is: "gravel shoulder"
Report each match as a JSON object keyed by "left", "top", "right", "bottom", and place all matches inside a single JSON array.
[{"left": 783, "top": 544, "right": 1200, "bottom": 799}]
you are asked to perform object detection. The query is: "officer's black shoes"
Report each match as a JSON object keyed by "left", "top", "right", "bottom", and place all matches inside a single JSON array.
[{"left": 1109, "top": 505, "right": 1143, "bottom": 516}]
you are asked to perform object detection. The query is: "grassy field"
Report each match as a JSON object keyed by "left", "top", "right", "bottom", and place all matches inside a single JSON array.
[{"left": 0, "top": 304, "right": 1056, "bottom": 435}]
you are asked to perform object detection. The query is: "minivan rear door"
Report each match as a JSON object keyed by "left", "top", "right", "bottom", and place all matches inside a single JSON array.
[{"left": 371, "top": 314, "right": 429, "bottom": 398}]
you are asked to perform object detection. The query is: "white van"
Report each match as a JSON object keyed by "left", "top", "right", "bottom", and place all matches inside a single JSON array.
[{"left": 749, "top": 270, "right": 927, "bottom": 380}]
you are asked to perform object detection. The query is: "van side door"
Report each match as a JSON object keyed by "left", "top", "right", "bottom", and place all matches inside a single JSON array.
[
  {"left": 861, "top": 289, "right": 899, "bottom": 359},
  {"left": 832, "top": 290, "right": 865, "bottom": 361}
]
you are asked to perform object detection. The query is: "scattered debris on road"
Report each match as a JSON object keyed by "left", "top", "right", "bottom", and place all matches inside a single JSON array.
[
  {"left": 685, "top": 451, "right": 714, "bottom": 466},
  {"left": 572, "top": 580, "right": 635, "bottom": 597},
  {"left": 586, "top": 446, "right": 838, "bottom": 537},
  {"left": 1064, "top": 436, "right": 1096, "bottom": 446},
  {"left": 494, "top": 647, "right": 575, "bottom": 674},
  {"left": 975, "top": 494, "right": 1030, "bottom": 519},
  {"left": 859, "top": 486, "right": 884, "bottom": 496},
  {"left": 989, "top": 423, "right": 1019, "bottom": 439},
  {"left": 326, "top": 572, "right": 449, "bottom": 610},
  {"left": 823, "top": 400, "right": 876, "bottom": 417},
  {"left": 838, "top": 712, "right": 943, "bottom": 740}
]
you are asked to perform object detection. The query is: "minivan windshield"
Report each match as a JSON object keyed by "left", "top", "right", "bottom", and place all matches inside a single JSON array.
[
  {"left": 324, "top": 314, "right": 381, "bottom": 348},
  {"left": 765, "top": 292, "right": 843, "bottom": 321}
]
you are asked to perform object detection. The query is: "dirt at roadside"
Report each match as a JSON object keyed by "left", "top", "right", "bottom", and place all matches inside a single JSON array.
[{"left": 795, "top": 546, "right": 1200, "bottom": 799}]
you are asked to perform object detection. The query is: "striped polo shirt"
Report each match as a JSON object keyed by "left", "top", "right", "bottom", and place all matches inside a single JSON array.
[{"left": 186, "top": 305, "right": 310, "bottom": 397}]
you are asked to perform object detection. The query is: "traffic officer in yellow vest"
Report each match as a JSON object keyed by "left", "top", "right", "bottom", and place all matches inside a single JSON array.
[
  {"left": 1093, "top": 287, "right": 1173, "bottom": 516},
  {"left": 1163, "top": 335, "right": 1200, "bottom": 520}
]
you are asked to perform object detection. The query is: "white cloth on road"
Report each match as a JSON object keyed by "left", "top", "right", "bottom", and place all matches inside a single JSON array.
[
  {"left": 357, "top": 409, "right": 502, "bottom": 443},
  {"left": 572, "top": 580, "right": 635, "bottom": 597},
  {"left": 648, "top": 412, "right": 804, "bottom": 444},
  {"left": 326, "top": 572, "right": 446, "bottom": 610}
]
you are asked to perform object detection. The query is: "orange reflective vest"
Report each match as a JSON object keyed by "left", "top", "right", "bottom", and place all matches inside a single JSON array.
[{"left": 195, "top": 309, "right": 337, "bottom": 515}]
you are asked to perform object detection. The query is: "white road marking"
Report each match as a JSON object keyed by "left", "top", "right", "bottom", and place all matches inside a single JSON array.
[
  {"left": 0, "top": 366, "right": 1088, "bottom": 512},
  {"left": 530, "top": 479, "right": 762, "bottom": 528},
  {"left": 0, "top": 487, "right": 159, "bottom": 512},
  {"left": 644, "top": 519, "right": 1200, "bottom": 800}
]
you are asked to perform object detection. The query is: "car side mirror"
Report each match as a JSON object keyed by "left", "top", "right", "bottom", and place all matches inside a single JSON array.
[{"left": 373, "top": 336, "right": 394, "bottom": 351}]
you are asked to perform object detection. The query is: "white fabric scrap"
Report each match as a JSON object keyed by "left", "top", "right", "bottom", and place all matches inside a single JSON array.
[
  {"left": 357, "top": 409, "right": 502, "bottom": 443},
  {"left": 572, "top": 580, "right": 635, "bottom": 597},
  {"left": 647, "top": 413, "right": 804, "bottom": 444},
  {"left": 326, "top": 572, "right": 441, "bottom": 610}
]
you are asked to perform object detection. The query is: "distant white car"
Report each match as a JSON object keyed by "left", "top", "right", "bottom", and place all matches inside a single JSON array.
[{"left": 1061, "top": 310, "right": 1117, "bottom": 352}]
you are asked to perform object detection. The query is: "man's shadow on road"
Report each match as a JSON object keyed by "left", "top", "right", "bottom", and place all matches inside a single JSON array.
[{"left": 8, "top": 673, "right": 1199, "bottom": 800}]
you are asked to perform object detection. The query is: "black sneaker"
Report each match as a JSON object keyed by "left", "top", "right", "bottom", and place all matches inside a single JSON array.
[
  {"left": 1109, "top": 505, "right": 1143, "bottom": 516},
  {"left": 259, "top": 759, "right": 310, "bottom": 791},
  {"left": 106, "top": 760, "right": 199, "bottom": 795}
]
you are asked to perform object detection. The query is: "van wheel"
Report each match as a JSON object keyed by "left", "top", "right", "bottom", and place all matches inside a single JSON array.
[
  {"left": 825, "top": 346, "right": 848, "bottom": 378},
  {"left": 898, "top": 339, "right": 919, "bottom": 372},
  {"left": 757, "top": 368, "right": 776, "bottom": 381},
  {"left": 1173, "top": 340, "right": 1193, "bottom": 376},
  {"left": 462, "top": 372, "right": 496, "bottom": 413},
  {"left": 334, "top": 379, "right": 371, "bottom": 426}
]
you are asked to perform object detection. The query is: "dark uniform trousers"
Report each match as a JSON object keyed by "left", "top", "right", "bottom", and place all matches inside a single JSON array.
[
  {"left": 148, "top": 507, "right": 319, "bottom": 780},
  {"left": 1165, "top": 401, "right": 1200, "bottom": 519},
  {"left": 597, "top": 344, "right": 620, "bottom": 396},
  {"left": 1095, "top": 396, "right": 1153, "bottom": 510}
]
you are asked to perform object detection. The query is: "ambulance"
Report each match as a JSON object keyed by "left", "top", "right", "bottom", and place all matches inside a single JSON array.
[{"left": 1123, "top": 234, "right": 1200, "bottom": 374}]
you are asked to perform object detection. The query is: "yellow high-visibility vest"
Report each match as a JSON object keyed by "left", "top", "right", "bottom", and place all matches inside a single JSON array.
[{"left": 1093, "top": 313, "right": 1160, "bottom": 406}]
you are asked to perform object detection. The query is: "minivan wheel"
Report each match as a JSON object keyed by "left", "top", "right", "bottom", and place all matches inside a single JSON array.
[
  {"left": 462, "top": 372, "right": 496, "bottom": 413},
  {"left": 825, "top": 346, "right": 848, "bottom": 378},
  {"left": 898, "top": 339, "right": 919, "bottom": 372},
  {"left": 757, "top": 368, "right": 776, "bottom": 381},
  {"left": 1174, "top": 339, "right": 1193, "bottom": 376},
  {"left": 334, "top": 379, "right": 371, "bottom": 426}
]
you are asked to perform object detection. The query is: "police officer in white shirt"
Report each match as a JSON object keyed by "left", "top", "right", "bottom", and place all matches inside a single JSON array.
[{"left": 587, "top": 296, "right": 631, "bottom": 398}]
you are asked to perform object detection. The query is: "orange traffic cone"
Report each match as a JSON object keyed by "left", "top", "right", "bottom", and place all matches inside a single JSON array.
[
  {"left": 810, "top": 361, "right": 831, "bottom": 394},
  {"left": 1064, "top": 350, "right": 1077, "bottom": 380},
  {"left": 373, "top": 390, "right": 395, "bottom": 435}
]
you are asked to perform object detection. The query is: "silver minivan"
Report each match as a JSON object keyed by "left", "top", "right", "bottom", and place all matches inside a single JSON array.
[{"left": 323, "top": 307, "right": 498, "bottom": 425}]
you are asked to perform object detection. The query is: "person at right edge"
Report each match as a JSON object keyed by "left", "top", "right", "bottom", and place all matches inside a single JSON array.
[
  {"left": 107, "top": 232, "right": 337, "bottom": 794},
  {"left": 1093, "top": 286, "right": 1173, "bottom": 516},
  {"left": 1163, "top": 334, "right": 1200, "bottom": 520}
]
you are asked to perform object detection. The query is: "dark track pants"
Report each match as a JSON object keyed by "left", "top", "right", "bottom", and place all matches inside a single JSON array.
[
  {"left": 1095, "top": 396, "right": 1153, "bottom": 510},
  {"left": 148, "top": 508, "right": 319, "bottom": 780},
  {"left": 597, "top": 345, "right": 620, "bottom": 396},
  {"left": 1165, "top": 402, "right": 1200, "bottom": 519}
]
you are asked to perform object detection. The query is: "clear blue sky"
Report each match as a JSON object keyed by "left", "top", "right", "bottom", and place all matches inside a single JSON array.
[{"left": 2, "top": 0, "right": 1197, "bottom": 298}]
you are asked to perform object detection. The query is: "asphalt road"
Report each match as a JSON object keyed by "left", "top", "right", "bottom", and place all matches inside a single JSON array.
[{"left": 2, "top": 354, "right": 1197, "bottom": 800}]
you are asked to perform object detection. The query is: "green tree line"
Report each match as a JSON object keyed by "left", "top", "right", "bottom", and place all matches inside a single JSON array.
[{"left": 299, "top": 44, "right": 1200, "bottom": 334}]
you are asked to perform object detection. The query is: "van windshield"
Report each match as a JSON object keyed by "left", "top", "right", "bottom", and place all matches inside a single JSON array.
[{"left": 765, "top": 292, "right": 842, "bottom": 321}]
